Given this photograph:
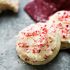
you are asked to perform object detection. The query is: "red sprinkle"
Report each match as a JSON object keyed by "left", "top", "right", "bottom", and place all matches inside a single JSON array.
[
  {"left": 63, "top": 35, "right": 66, "bottom": 38},
  {"left": 38, "top": 44, "right": 44, "bottom": 48},
  {"left": 32, "top": 48, "right": 41, "bottom": 53},
  {"left": 25, "top": 58, "right": 29, "bottom": 61},
  {"left": 64, "top": 12, "right": 66, "bottom": 15},
  {"left": 26, "top": 33, "right": 32, "bottom": 37},
  {"left": 44, "top": 25, "right": 47, "bottom": 27},
  {"left": 18, "top": 43, "right": 24, "bottom": 47},
  {"left": 58, "top": 23, "right": 62, "bottom": 27},
  {"left": 18, "top": 43, "right": 29, "bottom": 48},
  {"left": 65, "top": 15, "right": 68, "bottom": 18},
  {"left": 66, "top": 25, "right": 69, "bottom": 27},
  {"left": 33, "top": 49, "right": 36, "bottom": 53},
  {"left": 44, "top": 55, "right": 48, "bottom": 59},
  {"left": 32, "top": 60, "right": 37, "bottom": 63},
  {"left": 42, "top": 28, "right": 47, "bottom": 33},
  {"left": 53, "top": 20, "right": 55, "bottom": 23},
  {"left": 32, "top": 31, "right": 38, "bottom": 36}
]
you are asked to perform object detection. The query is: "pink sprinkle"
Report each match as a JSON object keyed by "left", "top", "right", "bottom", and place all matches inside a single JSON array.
[
  {"left": 53, "top": 20, "right": 55, "bottom": 23},
  {"left": 18, "top": 43, "right": 24, "bottom": 47},
  {"left": 64, "top": 12, "right": 66, "bottom": 15}
]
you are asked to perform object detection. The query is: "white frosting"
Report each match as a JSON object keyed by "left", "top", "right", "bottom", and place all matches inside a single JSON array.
[
  {"left": 17, "top": 23, "right": 60, "bottom": 61},
  {"left": 48, "top": 11, "right": 70, "bottom": 42}
]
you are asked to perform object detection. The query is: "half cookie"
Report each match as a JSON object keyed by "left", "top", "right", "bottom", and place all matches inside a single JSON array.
[
  {"left": 0, "top": 0, "right": 19, "bottom": 13},
  {"left": 16, "top": 23, "right": 61, "bottom": 65},
  {"left": 48, "top": 11, "right": 70, "bottom": 49}
]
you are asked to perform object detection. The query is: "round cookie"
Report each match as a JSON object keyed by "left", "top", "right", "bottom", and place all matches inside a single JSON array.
[
  {"left": 0, "top": 0, "right": 19, "bottom": 13},
  {"left": 48, "top": 10, "right": 70, "bottom": 49},
  {"left": 16, "top": 23, "right": 61, "bottom": 65}
]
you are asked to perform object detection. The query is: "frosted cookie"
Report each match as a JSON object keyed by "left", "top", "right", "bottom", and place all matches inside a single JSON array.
[
  {"left": 48, "top": 11, "right": 70, "bottom": 49},
  {"left": 16, "top": 23, "right": 61, "bottom": 65},
  {"left": 0, "top": 0, "right": 19, "bottom": 13}
]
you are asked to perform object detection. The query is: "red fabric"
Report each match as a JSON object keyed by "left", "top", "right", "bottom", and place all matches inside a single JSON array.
[
  {"left": 60, "top": 0, "right": 70, "bottom": 10},
  {"left": 24, "top": 0, "right": 67, "bottom": 22}
]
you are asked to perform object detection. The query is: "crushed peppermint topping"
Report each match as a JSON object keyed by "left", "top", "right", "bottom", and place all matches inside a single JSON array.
[
  {"left": 58, "top": 11, "right": 70, "bottom": 21},
  {"left": 44, "top": 55, "right": 48, "bottom": 59},
  {"left": 17, "top": 23, "right": 55, "bottom": 58},
  {"left": 49, "top": 11, "right": 70, "bottom": 39}
]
